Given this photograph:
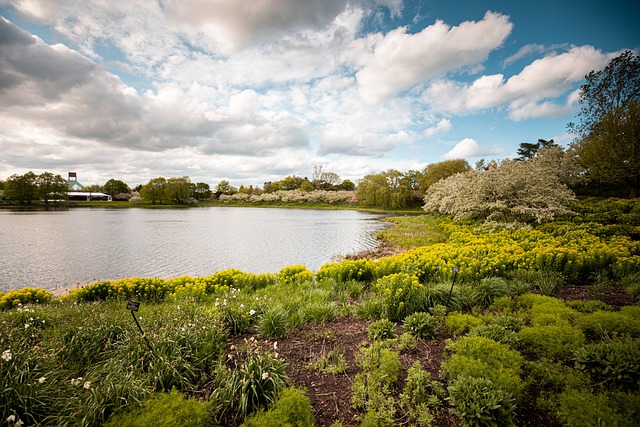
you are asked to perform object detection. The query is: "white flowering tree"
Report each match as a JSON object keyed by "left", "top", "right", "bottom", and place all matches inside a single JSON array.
[{"left": 423, "top": 155, "right": 577, "bottom": 224}]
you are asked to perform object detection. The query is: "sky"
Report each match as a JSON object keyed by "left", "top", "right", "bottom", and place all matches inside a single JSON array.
[{"left": 0, "top": 0, "right": 638, "bottom": 189}]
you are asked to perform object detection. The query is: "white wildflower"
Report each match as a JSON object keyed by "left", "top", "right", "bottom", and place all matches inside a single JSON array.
[
  {"left": 7, "top": 415, "right": 15, "bottom": 423},
  {"left": 38, "top": 376, "right": 46, "bottom": 384},
  {"left": 249, "top": 309, "right": 256, "bottom": 316},
  {"left": 83, "top": 381, "right": 91, "bottom": 389},
  {"left": 1, "top": 350, "right": 11, "bottom": 362},
  {"left": 262, "top": 372, "right": 270, "bottom": 380}
]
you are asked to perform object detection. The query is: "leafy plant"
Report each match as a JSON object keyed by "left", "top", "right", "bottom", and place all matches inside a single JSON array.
[
  {"left": 471, "top": 277, "right": 509, "bottom": 307},
  {"left": 447, "top": 376, "right": 516, "bottom": 427},
  {"left": 257, "top": 306, "right": 290, "bottom": 339},
  {"left": 399, "top": 361, "right": 444, "bottom": 427},
  {"left": 534, "top": 270, "right": 566, "bottom": 296},
  {"left": 310, "top": 349, "right": 349, "bottom": 375},
  {"left": 0, "top": 287, "right": 52, "bottom": 310},
  {"left": 103, "top": 389, "right": 210, "bottom": 427},
  {"left": 444, "top": 312, "right": 483, "bottom": 336},
  {"left": 368, "top": 319, "right": 396, "bottom": 341},
  {"left": 241, "top": 387, "right": 314, "bottom": 427},
  {"left": 374, "top": 273, "right": 423, "bottom": 321},
  {"left": 517, "top": 325, "right": 585, "bottom": 360},
  {"left": 403, "top": 312, "right": 439, "bottom": 339},
  {"left": 574, "top": 338, "right": 640, "bottom": 390}
]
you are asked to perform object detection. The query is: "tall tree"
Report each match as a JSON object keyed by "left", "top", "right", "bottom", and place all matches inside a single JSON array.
[
  {"left": 570, "top": 51, "right": 640, "bottom": 197},
  {"left": 420, "top": 159, "right": 470, "bottom": 192},
  {"left": 516, "top": 139, "right": 557, "bottom": 161},
  {"left": 5, "top": 172, "right": 37, "bottom": 205},
  {"left": 103, "top": 179, "right": 130, "bottom": 196},
  {"left": 140, "top": 177, "right": 166, "bottom": 204},
  {"left": 165, "top": 177, "right": 191, "bottom": 204},
  {"left": 37, "top": 172, "right": 67, "bottom": 203}
]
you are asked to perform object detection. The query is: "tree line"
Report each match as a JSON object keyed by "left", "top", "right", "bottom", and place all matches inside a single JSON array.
[{"left": 1, "top": 52, "right": 637, "bottom": 210}]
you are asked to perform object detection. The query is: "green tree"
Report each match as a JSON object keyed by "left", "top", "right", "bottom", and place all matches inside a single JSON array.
[
  {"left": 140, "top": 177, "right": 166, "bottom": 204},
  {"left": 165, "top": 177, "right": 191, "bottom": 204},
  {"left": 5, "top": 172, "right": 37, "bottom": 205},
  {"left": 420, "top": 159, "right": 471, "bottom": 192},
  {"left": 300, "top": 180, "right": 314, "bottom": 192},
  {"left": 356, "top": 170, "right": 413, "bottom": 209},
  {"left": 516, "top": 139, "right": 557, "bottom": 161},
  {"left": 340, "top": 179, "right": 356, "bottom": 191},
  {"left": 215, "top": 180, "right": 237, "bottom": 197},
  {"left": 37, "top": 172, "right": 67, "bottom": 204},
  {"left": 103, "top": 179, "right": 130, "bottom": 196},
  {"left": 191, "top": 182, "right": 211, "bottom": 200},
  {"left": 570, "top": 51, "right": 640, "bottom": 197}
]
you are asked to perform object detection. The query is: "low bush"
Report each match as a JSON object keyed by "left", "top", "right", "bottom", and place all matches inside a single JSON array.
[
  {"left": 442, "top": 336, "right": 523, "bottom": 397},
  {"left": 278, "top": 265, "right": 314, "bottom": 286},
  {"left": 576, "top": 310, "right": 640, "bottom": 340},
  {"left": 0, "top": 287, "right": 52, "bottom": 310},
  {"left": 368, "top": 319, "right": 396, "bottom": 341},
  {"left": 444, "top": 312, "right": 482, "bottom": 336},
  {"left": 566, "top": 299, "right": 612, "bottom": 313},
  {"left": 517, "top": 325, "right": 585, "bottom": 360},
  {"left": 556, "top": 388, "right": 640, "bottom": 427},
  {"left": 447, "top": 376, "right": 516, "bottom": 427},
  {"left": 374, "top": 273, "right": 423, "bottom": 321},
  {"left": 104, "top": 389, "right": 210, "bottom": 427},
  {"left": 574, "top": 338, "right": 640, "bottom": 391},
  {"left": 241, "top": 387, "right": 314, "bottom": 427},
  {"left": 257, "top": 306, "right": 291, "bottom": 339},
  {"left": 399, "top": 361, "right": 444, "bottom": 427},
  {"left": 356, "top": 294, "right": 383, "bottom": 319},
  {"left": 403, "top": 312, "right": 439, "bottom": 339}
]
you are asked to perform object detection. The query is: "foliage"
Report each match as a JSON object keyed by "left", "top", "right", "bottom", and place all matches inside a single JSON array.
[
  {"left": 368, "top": 318, "right": 396, "bottom": 341},
  {"left": 278, "top": 265, "right": 314, "bottom": 286},
  {"left": 140, "top": 177, "right": 166, "bottom": 204},
  {"left": 403, "top": 312, "right": 439, "bottom": 339},
  {"left": 310, "top": 349, "right": 349, "bottom": 375},
  {"left": 447, "top": 376, "right": 517, "bottom": 427},
  {"left": 356, "top": 169, "right": 416, "bottom": 209},
  {"left": 164, "top": 177, "right": 192, "bottom": 204},
  {"left": 209, "top": 337, "right": 288, "bottom": 424},
  {"left": 103, "top": 389, "right": 210, "bottom": 427},
  {"left": 469, "top": 315, "right": 523, "bottom": 347},
  {"left": 442, "top": 336, "right": 523, "bottom": 397},
  {"left": 420, "top": 159, "right": 471, "bottom": 192},
  {"left": 351, "top": 342, "right": 402, "bottom": 425},
  {"left": 423, "top": 155, "right": 577, "bottom": 224},
  {"left": 103, "top": 179, "right": 130, "bottom": 196},
  {"left": 557, "top": 388, "right": 640, "bottom": 427},
  {"left": 570, "top": 51, "right": 640, "bottom": 197},
  {"left": 445, "top": 312, "right": 483, "bottom": 336},
  {"left": 241, "top": 387, "right": 315, "bottom": 427},
  {"left": 574, "top": 338, "right": 640, "bottom": 391},
  {"left": 399, "top": 361, "right": 444, "bottom": 427},
  {"left": 0, "top": 287, "right": 52, "bottom": 311},
  {"left": 373, "top": 273, "right": 423, "bottom": 321},
  {"left": 470, "top": 277, "right": 509, "bottom": 307},
  {"left": 220, "top": 189, "right": 357, "bottom": 205},
  {"left": 576, "top": 310, "right": 640, "bottom": 340},
  {"left": 257, "top": 306, "right": 291, "bottom": 339},
  {"left": 517, "top": 325, "right": 585, "bottom": 360}
]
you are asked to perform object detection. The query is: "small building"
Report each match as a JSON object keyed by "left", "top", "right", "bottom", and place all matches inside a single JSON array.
[{"left": 66, "top": 172, "right": 112, "bottom": 201}]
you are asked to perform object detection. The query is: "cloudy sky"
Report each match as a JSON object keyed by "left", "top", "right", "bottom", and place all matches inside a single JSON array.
[{"left": 0, "top": 0, "right": 637, "bottom": 188}]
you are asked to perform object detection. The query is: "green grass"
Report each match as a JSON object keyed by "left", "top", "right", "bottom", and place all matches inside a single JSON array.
[{"left": 377, "top": 214, "right": 448, "bottom": 250}]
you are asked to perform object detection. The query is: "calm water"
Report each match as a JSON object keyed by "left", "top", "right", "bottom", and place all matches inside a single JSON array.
[{"left": 0, "top": 207, "right": 386, "bottom": 292}]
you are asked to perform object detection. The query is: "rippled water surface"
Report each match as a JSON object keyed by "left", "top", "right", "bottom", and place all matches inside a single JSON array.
[{"left": 0, "top": 207, "right": 386, "bottom": 292}]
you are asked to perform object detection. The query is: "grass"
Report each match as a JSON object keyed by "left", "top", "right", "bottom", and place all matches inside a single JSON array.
[{"left": 377, "top": 214, "right": 448, "bottom": 249}]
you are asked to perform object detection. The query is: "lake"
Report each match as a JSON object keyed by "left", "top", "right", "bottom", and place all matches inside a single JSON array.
[{"left": 0, "top": 207, "right": 386, "bottom": 293}]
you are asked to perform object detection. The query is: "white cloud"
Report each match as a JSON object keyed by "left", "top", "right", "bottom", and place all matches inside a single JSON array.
[
  {"left": 425, "top": 118, "right": 452, "bottom": 137},
  {"left": 423, "top": 45, "right": 614, "bottom": 119},
  {"left": 442, "top": 138, "right": 503, "bottom": 160},
  {"left": 353, "top": 11, "right": 513, "bottom": 104}
]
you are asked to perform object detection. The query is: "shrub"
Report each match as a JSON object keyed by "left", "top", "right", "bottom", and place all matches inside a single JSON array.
[
  {"left": 470, "top": 323, "right": 519, "bottom": 347},
  {"left": 447, "top": 376, "right": 516, "bottom": 427},
  {"left": 104, "top": 389, "right": 210, "bottom": 427},
  {"left": 574, "top": 338, "right": 640, "bottom": 391},
  {"left": 374, "top": 273, "right": 423, "bottom": 321},
  {"left": 556, "top": 389, "right": 638, "bottom": 427},
  {"left": 351, "top": 342, "right": 401, "bottom": 411},
  {"left": 471, "top": 277, "right": 509, "bottom": 307},
  {"left": 403, "top": 312, "right": 439, "bottom": 339},
  {"left": 368, "top": 319, "right": 396, "bottom": 341},
  {"left": 566, "top": 299, "right": 612, "bottom": 313},
  {"left": 399, "top": 361, "right": 444, "bottom": 427},
  {"left": 0, "top": 287, "right": 52, "bottom": 310},
  {"left": 241, "top": 387, "right": 314, "bottom": 427},
  {"left": 576, "top": 310, "right": 640, "bottom": 339},
  {"left": 445, "top": 312, "right": 482, "bottom": 336},
  {"left": 278, "top": 265, "right": 313, "bottom": 286},
  {"left": 442, "top": 336, "right": 523, "bottom": 396},
  {"left": 517, "top": 325, "right": 585, "bottom": 359}
]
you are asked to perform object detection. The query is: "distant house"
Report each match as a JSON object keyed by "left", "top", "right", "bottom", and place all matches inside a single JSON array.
[{"left": 66, "top": 172, "right": 112, "bottom": 201}]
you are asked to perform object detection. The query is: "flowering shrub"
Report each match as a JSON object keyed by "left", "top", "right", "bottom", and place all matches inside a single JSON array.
[
  {"left": 277, "top": 265, "right": 313, "bottom": 286},
  {"left": 373, "top": 273, "right": 423, "bottom": 321},
  {"left": 220, "top": 190, "right": 357, "bottom": 204},
  {"left": 0, "top": 287, "right": 52, "bottom": 310}
]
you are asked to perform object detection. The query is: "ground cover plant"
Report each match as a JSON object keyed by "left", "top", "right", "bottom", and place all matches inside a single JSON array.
[{"left": 2, "top": 198, "right": 639, "bottom": 426}]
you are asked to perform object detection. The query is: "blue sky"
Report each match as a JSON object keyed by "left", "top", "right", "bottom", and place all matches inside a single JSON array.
[{"left": 0, "top": 0, "right": 638, "bottom": 188}]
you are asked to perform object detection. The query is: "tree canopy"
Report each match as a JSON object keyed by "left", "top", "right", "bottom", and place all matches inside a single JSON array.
[{"left": 570, "top": 51, "right": 640, "bottom": 197}]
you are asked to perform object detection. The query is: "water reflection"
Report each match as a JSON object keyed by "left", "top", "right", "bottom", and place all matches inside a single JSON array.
[{"left": 0, "top": 207, "right": 385, "bottom": 292}]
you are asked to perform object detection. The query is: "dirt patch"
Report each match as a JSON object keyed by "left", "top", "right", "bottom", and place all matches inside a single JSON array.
[{"left": 556, "top": 285, "right": 634, "bottom": 308}]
